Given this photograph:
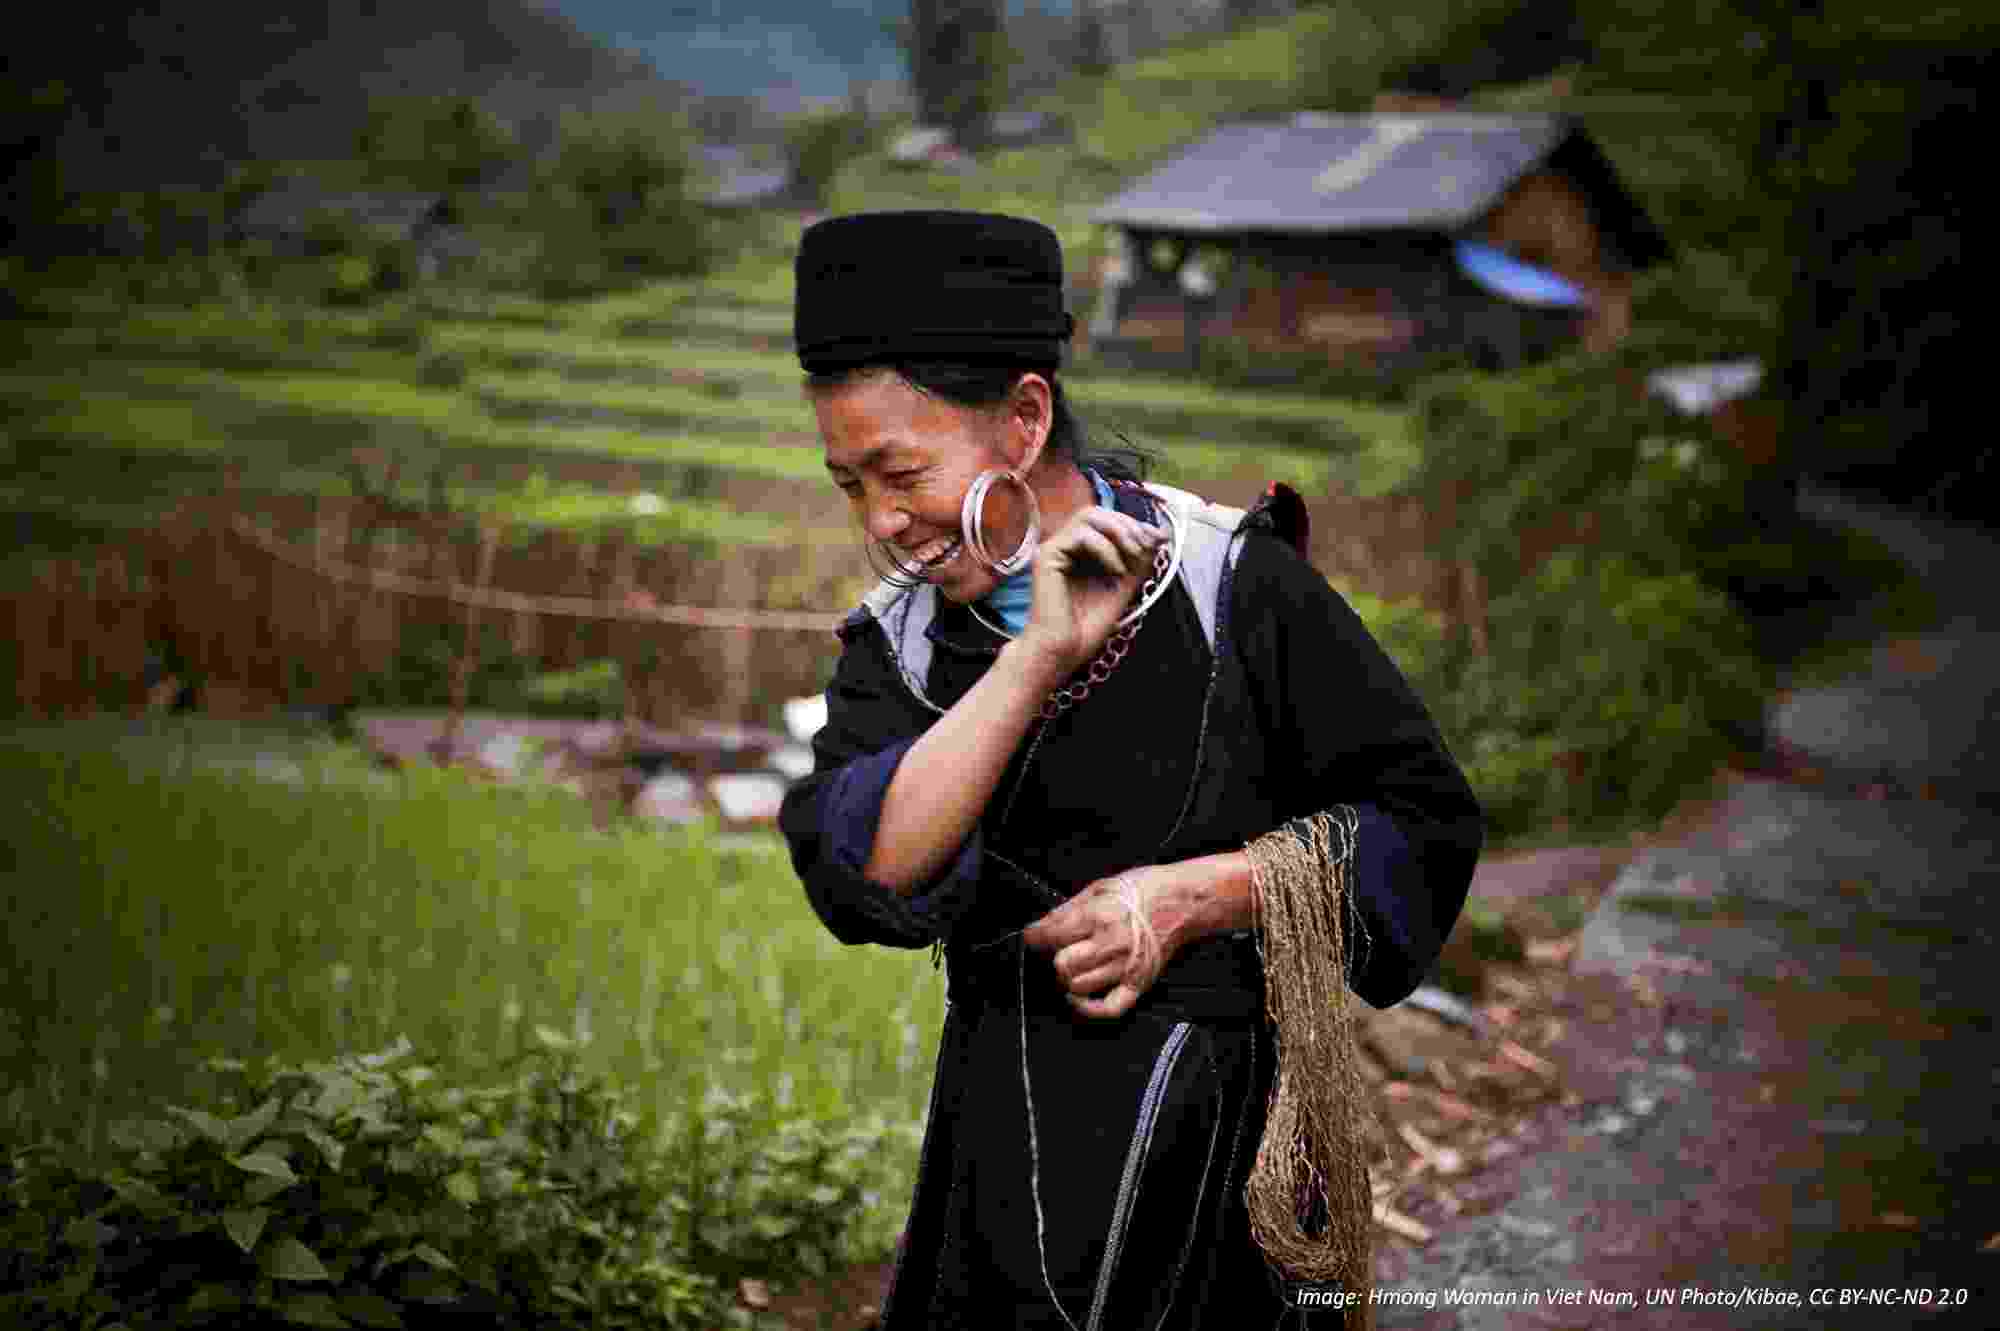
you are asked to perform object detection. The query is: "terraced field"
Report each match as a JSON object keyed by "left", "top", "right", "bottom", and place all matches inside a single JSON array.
[
  {"left": 2, "top": 278, "right": 1411, "bottom": 592},
  {"left": 0, "top": 277, "right": 1408, "bottom": 559}
]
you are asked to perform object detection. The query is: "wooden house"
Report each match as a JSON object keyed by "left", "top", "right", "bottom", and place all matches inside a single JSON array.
[
  {"left": 694, "top": 143, "right": 807, "bottom": 211},
  {"left": 1087, "top": 112, "right": 1669, "bottom": 374},
  {"left": 229, "top": 178, "right": 481, "bottom": 279}
]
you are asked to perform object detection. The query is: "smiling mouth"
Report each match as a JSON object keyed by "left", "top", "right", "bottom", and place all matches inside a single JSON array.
[{"left": 904, "top": 535, "right": 962, "bottom": 573}]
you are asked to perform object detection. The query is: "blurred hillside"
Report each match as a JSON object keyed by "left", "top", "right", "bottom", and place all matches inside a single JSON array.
[{"left": 2, "top": 0, "right": 682, "bottom": 197}]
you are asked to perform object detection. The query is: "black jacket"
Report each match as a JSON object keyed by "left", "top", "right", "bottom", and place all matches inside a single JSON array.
[{"left": 778, "top": 486, "right": 1481, "bottom": 1327}]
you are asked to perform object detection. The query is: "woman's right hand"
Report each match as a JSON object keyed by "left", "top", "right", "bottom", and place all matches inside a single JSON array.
[{"left": 1015, "top": 507, "right": 1167, "bottom": 680}]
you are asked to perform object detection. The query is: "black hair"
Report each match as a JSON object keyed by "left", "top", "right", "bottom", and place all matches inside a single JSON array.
[{"left": 805, "top": 361, "right": 1156, "bottom": 484}]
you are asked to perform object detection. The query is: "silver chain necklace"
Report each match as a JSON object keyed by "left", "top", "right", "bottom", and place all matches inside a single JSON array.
[
  {"left": 1035, "top": 538, "right": 1170, "bottom": 719},
  {"left": 967, "top": 504, "right": 1180, "bottom": 720}
]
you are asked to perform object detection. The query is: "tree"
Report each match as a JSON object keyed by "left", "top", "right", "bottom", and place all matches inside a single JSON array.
[
  {"left": 687, "top": 95, "right": 764, "bottom": 145},
  {"left": 355, "top": 95, "right": 519, "bottom": 195},
  {"left": 904, "top": 1, "right": 1011, "bottom": 141},
  {"left": 1074, "top": 1, "right": 1113, "bottom": 76},
  {"left": 786, "top": 108, "right": 871, "bottom": 210},
  {"left": 543, "top": 121, "right": 683, "bottom": 233},
  {"left": 1763, "top": 6, "right": 1993, "bottom": 521},
  {"left": 527, "top": 114, "right": 708, "bottom": 295}
]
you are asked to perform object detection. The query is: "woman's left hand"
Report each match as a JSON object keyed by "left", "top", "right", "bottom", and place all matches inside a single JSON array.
[{"left": 1023, "top": 857, "right": 1246, "bottom": 1019}]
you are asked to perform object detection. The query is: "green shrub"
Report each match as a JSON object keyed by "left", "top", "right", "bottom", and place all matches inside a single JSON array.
[
  {"left": 1, "top": 1033, "right": 901, "bottom": 1330},
  {"left": 352, "top": 616, "right": 539, "bottom": 713},
  {"left": 1349, "top": 552, "right": 1762, "bottom": 846},
  {"left": 1451, "top": 554, "right": 1761, "bottom": 839},
  {"left": 1192, "top": 334, "right": 1480, "bottom": 405},
  {"left": 356, "top": 96, "right": 519, "bottom": 197},
  {"left": 519, "top": 119, "right": 712, "bottom": 301},
  {"left": 1337, "top": 348, "right": 1784, "bottom": 846},
  {"left": 784, "top": 109, "right": 873, "bottom": 210},
  {"left": 513, "top": 659, "right": 626, "bottom": 717}
]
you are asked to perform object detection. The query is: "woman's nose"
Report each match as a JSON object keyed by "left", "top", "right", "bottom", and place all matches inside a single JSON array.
[{"left": 863, "top": 493, "right": 909, "bottom": 543}]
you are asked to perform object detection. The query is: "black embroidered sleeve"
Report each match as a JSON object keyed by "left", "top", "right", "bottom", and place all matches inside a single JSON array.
[
  {"left": 1230, "top": 530, "right": 1485, "bottom": 1007},
  {"left": 777, "top": 622, "right": 985, "bottom": 948}
]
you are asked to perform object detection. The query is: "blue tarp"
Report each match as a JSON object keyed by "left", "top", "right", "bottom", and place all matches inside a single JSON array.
[{"left": 1453, "top": 239, "right": 1591, "bottom": 308}]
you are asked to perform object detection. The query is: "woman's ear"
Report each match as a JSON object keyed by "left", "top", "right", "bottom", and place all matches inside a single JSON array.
[{"left": 1004, "top": 372, "right": 1055, "bottom": 474}]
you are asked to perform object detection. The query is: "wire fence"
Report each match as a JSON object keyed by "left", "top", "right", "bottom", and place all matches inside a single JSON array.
[
  {"left": 1, "top": 482, "right": 861, "bottom": 724},
  {"left": 0, "top": 470, "right": 1538, "bottom": 723}
]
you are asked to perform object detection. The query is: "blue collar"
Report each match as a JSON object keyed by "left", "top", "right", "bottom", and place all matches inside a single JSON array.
[{"left": 978, "top": 469, "right": 1116, "bottom": 635}]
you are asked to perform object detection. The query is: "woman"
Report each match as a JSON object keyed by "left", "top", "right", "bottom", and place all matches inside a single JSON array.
[{"left": 778, "top": 211, "right": 1481, "bottom": 1330}]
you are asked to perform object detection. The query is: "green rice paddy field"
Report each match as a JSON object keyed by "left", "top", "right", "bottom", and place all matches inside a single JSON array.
[{"left": 0, "top": 716, "right": 939, "bottom": 1212}]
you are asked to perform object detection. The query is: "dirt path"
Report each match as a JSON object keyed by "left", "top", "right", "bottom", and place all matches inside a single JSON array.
[
  {"left": 1365, "top": 485, "right": 2000, "bottom": 1328},
  {"left": 1370, "top": 777, "right": 1998, "bottom": 1328}
]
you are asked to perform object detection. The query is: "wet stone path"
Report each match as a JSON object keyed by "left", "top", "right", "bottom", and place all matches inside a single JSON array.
[{"left": 1369, "top": 488, "right": 2000, "bottom": 1328}]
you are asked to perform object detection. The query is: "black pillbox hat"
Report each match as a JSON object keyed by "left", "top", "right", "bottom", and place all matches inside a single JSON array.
[{"left": 794, "top": 210, "right": 1074, "bottom": 375}]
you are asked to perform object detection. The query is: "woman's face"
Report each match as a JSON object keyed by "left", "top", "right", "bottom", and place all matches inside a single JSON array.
[{"left": 813, "top": 370, "right": 1042, "bottom": 603}]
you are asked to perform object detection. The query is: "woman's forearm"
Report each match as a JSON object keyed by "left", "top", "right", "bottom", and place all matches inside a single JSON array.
[
  {"left": 1154, "top": 850, "right": 1258, "bottom": 951},
  {"left": 864, "top": 637, "right": 1067, "bottom": 894}
]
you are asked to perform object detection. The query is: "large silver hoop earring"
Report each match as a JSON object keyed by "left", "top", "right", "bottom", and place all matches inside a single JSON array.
[
  {"left": 960, "top": 468, "right": 1041, "bottom": 576},
  {"left": 863, "top": 534, "right": 925, "bottom": 588}
]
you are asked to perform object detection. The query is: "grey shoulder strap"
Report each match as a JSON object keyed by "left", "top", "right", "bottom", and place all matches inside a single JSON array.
[
  {"left": 855, "top": 484, "right": 1249, "bottom": 711},
  {"left": 1143, "top": 483, "right": 1249, "bottom": 653}
]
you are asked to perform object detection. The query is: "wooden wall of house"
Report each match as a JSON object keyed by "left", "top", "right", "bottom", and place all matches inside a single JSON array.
[
  {"left": 1096, "top": 227, "right": 1603, "bottom": 374},
  {"left": 1097, "top": 230, "right": 1466, "bottom": 370},
  {"left": 1479, "top": 168, "right": 1632, "bottom": 353},
  {"left": 1225, "top": 235, "right": 1437, "bottom": 362}
]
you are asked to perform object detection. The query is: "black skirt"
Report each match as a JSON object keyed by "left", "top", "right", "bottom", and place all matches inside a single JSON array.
[{"left": 882, "top": 932, "right": 1350, "bottom": 1330}]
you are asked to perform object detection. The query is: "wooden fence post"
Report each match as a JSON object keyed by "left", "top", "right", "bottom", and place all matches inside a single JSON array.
[
  {"left": 1458, "top": 563, "right": 1490, "bottom": 658},
  {"left": 609, "top": 527, "right": 642, "bottom": 728},
  {"left": 575, "top": 532, "right": 602, "bottom": 668},
  {"left": 721, "top": 549, "right": 755, "bottom": 722},
  {"left": 350, "top": 459, "right": 397, "bottom": 688},
  {"left": 205, "top": 488, "right": 229, "bottom": 699},
  {"left": 439, "top": 517, "right": 503, "bottom": 763}
]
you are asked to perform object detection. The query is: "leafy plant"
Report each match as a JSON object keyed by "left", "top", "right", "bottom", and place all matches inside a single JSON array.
[
  {"left": 355, "top": 96, "right": 520, "bottom": 196},
  {"left": 1336, "top": 344, "right": 1789, "bottom": 845},
  {"left": 521, "top": 117, "right": 712, "bottom": 301},
  {"left": 1349, "top": 550, "right": 1762, "bottom": 846},
  {"left": 2, "top": 1033, "right": 904, "bottom": 1330},
  {"left": 784, "top": 108, "right": 873, "bottom": 210},
  {"left": 514, "top": 658, "right": 626, "bottom": 717}
]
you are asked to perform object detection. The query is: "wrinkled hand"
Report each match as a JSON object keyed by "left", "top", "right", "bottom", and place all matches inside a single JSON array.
[
  {"left": 1015, "top": 507, "right": 1166, "bottom": 681},
  {"left": 1023, "top": 865, "right": 1190, "bottom": 1020}
]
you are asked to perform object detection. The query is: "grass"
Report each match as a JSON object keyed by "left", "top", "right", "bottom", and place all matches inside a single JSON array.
[{"left": 0, "top": 717, "right": 944, "bottom": 1189}]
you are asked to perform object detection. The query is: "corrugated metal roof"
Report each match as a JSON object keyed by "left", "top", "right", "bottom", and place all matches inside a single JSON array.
[{"left": 1092, "top": 113, "right": 1573, "bottom": 234}]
